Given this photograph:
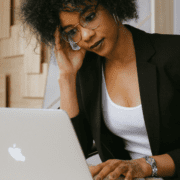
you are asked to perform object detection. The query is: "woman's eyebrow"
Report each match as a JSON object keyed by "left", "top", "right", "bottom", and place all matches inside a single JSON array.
[
  {"left": 62, "top": 5, "right": 93, "bottom": 31},
  {"left": 80, "top": 5, "right": 93, "bottom": 15}
]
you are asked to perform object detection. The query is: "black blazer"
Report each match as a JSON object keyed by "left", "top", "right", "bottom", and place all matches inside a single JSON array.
[{"left": 66, "top": 24, "right": 180, "bottom": 180}]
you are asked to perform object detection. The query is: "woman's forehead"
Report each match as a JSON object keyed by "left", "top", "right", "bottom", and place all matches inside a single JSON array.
[
  {"left": 59, "top": 1, "right": 98, "bottom": 27},
  {"left": 59, "top": 5, "right": 81, "bottom": 24},
  {"left": 59, "top": 10, "right": 80, "bottom": 27}
]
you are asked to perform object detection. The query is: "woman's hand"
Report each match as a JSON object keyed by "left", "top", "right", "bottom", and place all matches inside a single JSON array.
[
  {"left": 89, "top": 158, "right": 151, "bottom": 180},
  {"left": 54, "top": 26, "right": 86, "bottom": 76}
]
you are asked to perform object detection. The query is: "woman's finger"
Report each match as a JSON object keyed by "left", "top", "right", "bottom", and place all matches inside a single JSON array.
[
  {"left": 96, "top": 164, "right": 117, "bottom": 180},
  {"left": 54, "top": 26, "right": 61, "bottom": 50},
  {"left": 108, "top": 164, "right": 127, "bottom": 179},
  {"left": 89, "top": 163, "right": 105, "bottom": 177},
  {"left": 124, "top": 170, "right": 133, "bottom": 180},
  {"left": 53, "top": 28, "right": 70, "bottom": 63},
  {"left": 54, "top": 26, "right": 67, "bottom": 52}
]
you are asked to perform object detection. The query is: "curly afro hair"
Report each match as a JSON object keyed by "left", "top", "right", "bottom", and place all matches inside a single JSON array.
[{"left": 16, "top": 0, "right": 139, "bottom": 50}]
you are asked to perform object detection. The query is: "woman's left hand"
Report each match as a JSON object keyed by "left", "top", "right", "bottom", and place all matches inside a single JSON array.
[{"left": 89, "top": 158, "right": 150, "bottom": 180}]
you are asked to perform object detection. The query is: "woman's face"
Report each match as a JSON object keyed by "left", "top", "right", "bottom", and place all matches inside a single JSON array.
[{"left": 59, "top": 4, "right": 121, "bottom": 58}]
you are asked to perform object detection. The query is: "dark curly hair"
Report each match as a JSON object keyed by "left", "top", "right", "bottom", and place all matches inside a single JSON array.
[{"left": 16, "top": 0, "right": 139, "bottom": 50}]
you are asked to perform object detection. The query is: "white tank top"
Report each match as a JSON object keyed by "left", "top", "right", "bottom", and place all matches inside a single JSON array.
[{"left": 102, "top": 65, "right": 152, "bottom": 159}]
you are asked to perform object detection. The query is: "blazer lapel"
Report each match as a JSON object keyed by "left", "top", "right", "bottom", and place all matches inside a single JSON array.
[
  {"left": 78, "top": 53, "right": 128, "bottom": 161},
  {"left": 78, "top": 52, "right": 102, "bottom": 145},
  {"left": 126, "top": 25, "right": 160, "bottom": 155},
  {"left": 137, "top": 62, "right": 160, "bottom": 155}
]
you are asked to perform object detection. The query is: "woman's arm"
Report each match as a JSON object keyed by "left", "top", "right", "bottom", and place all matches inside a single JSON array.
[
  {"left": 146, "top": 154, "right": 176, "bottom": 177},
  {"left": 58, "top": 73, "right": 79, "bottom": 118},
  {"left": 54, "top": 26, "right": 93, "bottom": 158},
  {"left": 58, "top": 72, "right": 94, "bottom": 159},
  {"left": 89, "top": 153, "right": 176, "bottom": 180}
]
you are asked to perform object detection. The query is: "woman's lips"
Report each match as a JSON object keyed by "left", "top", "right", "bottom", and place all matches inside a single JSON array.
[{"left": 90, "top": 38, "right": 104, "bottom": 50}]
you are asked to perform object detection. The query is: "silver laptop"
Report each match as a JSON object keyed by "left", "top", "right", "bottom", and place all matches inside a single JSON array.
[
  {"left": 0, "top": 108, "right": 163, "bottom": 180},
  {"left": 0, "top": 108, "right": 94, "bottom": 180}
]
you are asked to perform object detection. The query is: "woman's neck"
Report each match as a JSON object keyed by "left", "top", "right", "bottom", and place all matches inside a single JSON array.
[{"left": 105, "top": 24, "right": 136, "bottom": 68}]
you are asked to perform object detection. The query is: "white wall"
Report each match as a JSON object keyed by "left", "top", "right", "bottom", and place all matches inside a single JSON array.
[
  {"left": 125, "top": 0, "right": 152, "bottom": 33},
  {"left": 43, "top": 50, "right": 60, "bottom": 109},
  {"left": 174, "top": 0, "right": 180, "bottom": 35}
]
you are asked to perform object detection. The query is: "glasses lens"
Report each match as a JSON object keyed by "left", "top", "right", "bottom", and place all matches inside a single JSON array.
[
  {"left": 62, "top": 27, "right": 81, "bottom": 43},
  {"left": 61, "top": 5, "right": 100, "bottom": 44},
  {"left": 80, "top": 6, "right": 100, "bottom": 29}
]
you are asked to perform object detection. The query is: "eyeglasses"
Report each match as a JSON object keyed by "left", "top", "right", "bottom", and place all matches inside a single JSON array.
[{"left": 61, "top": 5, "right": 101, "bottom": 44}]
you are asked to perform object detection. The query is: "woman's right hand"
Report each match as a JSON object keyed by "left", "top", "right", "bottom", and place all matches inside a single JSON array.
[{"left": 54, "top": 26, "right": 86, "bottom": 76}]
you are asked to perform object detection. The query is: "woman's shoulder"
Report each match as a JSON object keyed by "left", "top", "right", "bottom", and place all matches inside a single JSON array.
[
  {"left": 125, "top": 24, "right": 180, "bottom": 58},
  {"left": 148, "top": 32, "right": 180, "bottom": 53},
  {"left": 128, "top": 25, "right": 180, "bottom": 86},
  {"left": 140, "top": 30, "right": 180, "bottom": 67},
  {"left": 147, "top": 32, "right": 180, "bottom": 89}
]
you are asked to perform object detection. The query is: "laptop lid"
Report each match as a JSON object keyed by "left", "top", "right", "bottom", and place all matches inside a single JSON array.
[{"left": 0, "top": 108, "right": 93, "bottom": 180}]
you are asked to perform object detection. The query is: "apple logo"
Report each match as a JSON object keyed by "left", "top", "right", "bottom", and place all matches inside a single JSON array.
[{"left": 8, "top": 144, "right": 26, "bottom": 162}]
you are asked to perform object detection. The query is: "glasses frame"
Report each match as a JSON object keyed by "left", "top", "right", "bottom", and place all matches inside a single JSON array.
[{"left": 61, "top": 3, "right": 101, "bottom": 44}]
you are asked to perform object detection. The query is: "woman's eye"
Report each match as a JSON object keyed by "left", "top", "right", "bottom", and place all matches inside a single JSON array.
[
  {"left": 67, "top": 29, "right": 77, "bottom": 36},
  {"left": 85, "top": 12, "right": 96, "bottom": 22}
]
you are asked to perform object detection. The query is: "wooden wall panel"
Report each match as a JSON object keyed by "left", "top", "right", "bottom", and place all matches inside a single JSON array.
[
  {"left": 0, "top": 0, "right": 10, "bottom": 39},
  {"left": 0, "top": 74, "right": 6, "bottom": 107},
  {"left": 0, "top": 56, "right": 44, "bottom": 108},
  {"left": 155, "top": 0, "right": 174, "bottom": 34},
  {"left": 0, "top": 24, "right": 41, "bottom": 73},
  {"left": 23, "top": 63, "right": 48, "bottom": 98},
  {"left": 22, "top": 26, "right": 49, "bottom": 98},
  {"left": 24, "top": 33, "right": 41, "bottom": 74},
  {"left": 0, "top": 24, "right": 24, "bottom": 58},
  {"left": 0, "top": 0, "right": 49, "bottom": 108}
]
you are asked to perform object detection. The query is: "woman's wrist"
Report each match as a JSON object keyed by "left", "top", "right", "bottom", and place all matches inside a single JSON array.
[
  {"left": 58, "top": 72, "right": 77, "bottom": 86},
  {"left": 59, "top": 71, "right": 77, "bottom": 80},
  {"left": 135, "top": 154, "right": 176, "bottom": 178},
  {"left": 133, "top": 158, "right": 152, "bottom": 177},
  {"left": 152, "top": 154, "right": 176, "bottom": 177},
  {"left": 58, "top": 72, "right": 79, "bottom": 118}
]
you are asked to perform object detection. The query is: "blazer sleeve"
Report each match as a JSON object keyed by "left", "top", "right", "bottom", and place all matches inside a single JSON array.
[
  {"left": 165, "top": 149, "right": 180, "bottom": 179},
  {"left": 70, "top": 112, "right": 93, "bottom": 159},
  {"left": 57, "top": 72, "right": 94, "bottom": 159},
  {"left": 164, "top": 51, "right": 180, "bottom": 90},
  {"left": 164, "top": 57, "right": 180, "bottom": 179}
]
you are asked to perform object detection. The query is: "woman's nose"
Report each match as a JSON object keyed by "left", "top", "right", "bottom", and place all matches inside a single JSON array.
[{"left": 80, "top": 27, "right": 95, "bottom": 42}]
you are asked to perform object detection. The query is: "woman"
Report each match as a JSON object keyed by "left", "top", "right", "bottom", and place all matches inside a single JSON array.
[{"left": 18, "top": 0, "right": 180, "bottom": 179}]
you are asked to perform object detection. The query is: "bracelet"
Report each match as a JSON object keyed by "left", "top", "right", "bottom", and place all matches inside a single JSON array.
[{"left": 144, "top": 156, "right": 158, "bottom": 177}]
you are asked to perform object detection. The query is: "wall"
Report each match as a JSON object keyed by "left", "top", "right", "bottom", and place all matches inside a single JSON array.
[
  {"left": 174, "top": 0, "right": 180, "bottom": 35},
  {"left": 0, "top": 56, "right": 44, "bottom": 108},
  {"left": 0, "top": 0, "right": 50, "bottom": 108},
  {"left": 155, "top": 0, "right": 174, "bottom": 34}
]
